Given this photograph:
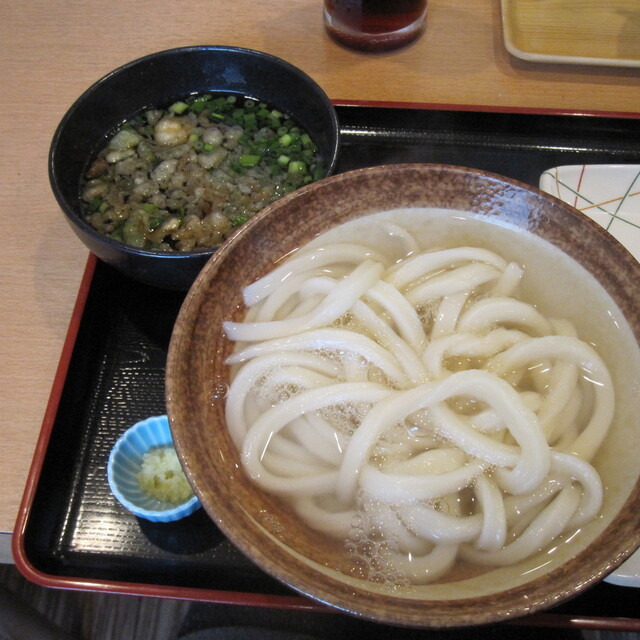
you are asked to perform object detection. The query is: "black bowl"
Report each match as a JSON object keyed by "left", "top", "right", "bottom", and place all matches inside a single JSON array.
[{"left": 49, "top": 46, "right": 340, "bottom": 290}]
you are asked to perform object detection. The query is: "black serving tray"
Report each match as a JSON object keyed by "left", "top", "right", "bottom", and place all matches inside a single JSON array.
[{"left": 15, "top": 104, "right": 640, "bottom": 629}]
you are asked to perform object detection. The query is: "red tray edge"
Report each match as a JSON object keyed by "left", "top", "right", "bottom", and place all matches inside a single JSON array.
[
  {"left": 12, "top": 253, "right": 97, "bottom": 561},
  {"left": 8, "top": 563, "right": 640, "bottom": 632}
]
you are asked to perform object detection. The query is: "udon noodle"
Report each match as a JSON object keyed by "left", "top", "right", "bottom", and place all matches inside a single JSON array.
[{"left": 222, "top": 213, "right": 614, "bottom": 585}]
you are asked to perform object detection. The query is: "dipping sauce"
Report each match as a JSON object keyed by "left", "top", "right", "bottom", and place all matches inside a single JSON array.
[{"left": 80, "top": 94, "right": 326, "bottom": 251}]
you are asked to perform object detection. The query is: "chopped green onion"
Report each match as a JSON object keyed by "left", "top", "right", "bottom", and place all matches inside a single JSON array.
[
  {"left": 211, "top": 97, "right": 226, "bottom": 110},
  {"left": 288, "top": 160, "right": 307, "bottom": 176},
  {"left": 239, "top": 154, "right": 261, "bottom": 167},
  {"left": 230, "top": 214, "right": 249, "bottom": 227},
  {"left": 252, "top": 138, "right": 269, "bottom": 152},
  {"left": 149, "top": 215, "right": 165, "bottom": 230},
  {"left": 189, "top": 95, "right": 211, "bottom": 114},
  {"left": 243, "top": 113, "right": 257, "bottom": 130},
  {"left": 169, "top": 101, "right": 189, "bottom": 115},
  {"left": 268, "top": 162, "right": 282, "bottom": 176}
]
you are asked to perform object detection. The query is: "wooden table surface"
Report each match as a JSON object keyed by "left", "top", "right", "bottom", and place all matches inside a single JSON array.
[{"left": 1, "top": 0, "right": 638, "bottom": 545}]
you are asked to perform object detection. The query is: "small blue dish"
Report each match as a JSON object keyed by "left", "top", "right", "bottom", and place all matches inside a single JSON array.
[{"left": 107, "top": 415, "right": 201, "bottom": 522}]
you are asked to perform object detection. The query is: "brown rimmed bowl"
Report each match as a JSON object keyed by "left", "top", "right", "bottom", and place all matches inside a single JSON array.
[{"left": 166, "top": 164, "right": 640, "bottom": 628}]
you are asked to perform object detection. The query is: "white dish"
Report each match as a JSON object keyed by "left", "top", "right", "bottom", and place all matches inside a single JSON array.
[
  {"left": 540, "top": 164, "right": 640, "bottom": 258},
  {"left": 540, "top": 164, "right": 640, "bottom": 588}
]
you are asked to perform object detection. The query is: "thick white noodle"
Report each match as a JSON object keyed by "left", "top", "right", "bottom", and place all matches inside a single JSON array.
[
  {"left": 226, "top": 328, "right": 408, "bottom": 384},
  {"left": 384, "top": 542, "right": 459, "bottom": 584},
  {"left": 224, "top": 261, "right": 384, "bottom": 342},
  {"left": 385, "top": 247, "right": 507, "bottom": 289},
  {"left": 240, "top": 383, "right": 393, "bottom": 495},
  {"left": 458, "top": 297, "right": 554, "bottom": 336},
  {"left": 422, "top": 329, "right": 526, "bottom": 378},
  {"left": 380, "top": 221, "right": 420, "bottom": 256},
  {"left": 364, "top": 280, "right": 427, "bottom": 350},
  {"left": 338, "top": 370, "right": 550, "bottom": 501},
  {"left": 459, "top": 484, "right": 582, "bottom": 566},
  {"left": 490, "top": 261, "right": 524, "bottom": 297},
  {"left": 487, "top": 335, "right": 614, "bottom": 461},
  {"left": 243, "top": 243, "right": 391, "bottom": 306},
  {"left": 225, "top": 352, "right": 340, "bottom": 448},
  {"left": 252, "top": 268, "right": 327, "bottom": 322},
  {"left": 292, "top": 496, "right": 357, "bottom": 538},
  {"left": 431, "top": 292, "right": 469, "bottom": 338},
  {"left": 223, "top": 229, "right": 614, "bottom": 585},
  {"left": 474, "top": 475, "right": 508, "bottom": 551},
  {"left": 405, "top": 263, "right": 502, "bottom": 306}
]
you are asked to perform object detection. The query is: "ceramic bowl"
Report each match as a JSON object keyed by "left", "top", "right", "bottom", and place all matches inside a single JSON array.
[
  {"left": 107, "top": 415, "right": 200, "bottom": 522},
  {"left": 49, "top": 45, "right": 340, "bottom": 291},
  {"left": 165, "top": 164, "right": 640, "bottom": 627}
]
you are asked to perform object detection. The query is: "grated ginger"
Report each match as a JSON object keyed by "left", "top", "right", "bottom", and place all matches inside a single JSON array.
[{"left": 137, "top": 446, "right": 194, "bottom": 504}]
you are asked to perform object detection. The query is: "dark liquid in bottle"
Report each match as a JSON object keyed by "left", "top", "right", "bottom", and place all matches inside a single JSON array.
[{"left": 324, "top": 0, "right": 427, "bottom": 52}]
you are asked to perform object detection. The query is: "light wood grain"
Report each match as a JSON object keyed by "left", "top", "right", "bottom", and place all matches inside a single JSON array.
[{"left": 0, "top": 0, "right": 638, "bottom": 543}]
